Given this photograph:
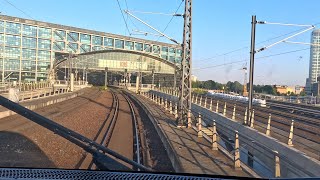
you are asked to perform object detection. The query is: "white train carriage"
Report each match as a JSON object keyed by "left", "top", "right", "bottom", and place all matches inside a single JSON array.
[{"left": 208, "top": 92, "right": 266, "bottom": 107}]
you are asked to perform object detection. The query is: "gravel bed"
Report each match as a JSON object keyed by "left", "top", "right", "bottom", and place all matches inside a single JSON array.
[{"left": 0, "top": 88, "right": 113, "bottom": 169}]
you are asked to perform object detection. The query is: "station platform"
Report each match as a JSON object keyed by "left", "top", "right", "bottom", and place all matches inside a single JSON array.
[{"left": 127, "top": 91, "right": 253, "bottom": 177}]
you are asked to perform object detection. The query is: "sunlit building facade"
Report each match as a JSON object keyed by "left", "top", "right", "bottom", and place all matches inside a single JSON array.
[
  {"left": 306, "top": 29, "right": 320, "bottom": 95},
  {"left": 0, "top": 15, "right": 181, "bottom": 82}
]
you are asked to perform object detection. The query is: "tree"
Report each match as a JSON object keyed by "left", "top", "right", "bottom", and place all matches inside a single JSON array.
[
  {"left": 233, "top": 81, "right": 243, "bottom": 93},
  {"left": 299, "top": 91, "right": 306, "bottom": 96},
  {"left": 192, "top": 81, "right": 202, "bottom": 88},
  {"left": 203, "top": 80, "right": 216, "bottom": 90}
]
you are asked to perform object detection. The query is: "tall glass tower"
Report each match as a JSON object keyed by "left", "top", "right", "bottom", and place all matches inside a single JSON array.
[{"left": 306, "top": 29, "right": 320, "bottom": 95}]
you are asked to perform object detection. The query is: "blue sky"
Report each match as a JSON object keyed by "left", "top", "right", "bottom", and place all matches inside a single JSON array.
[{"left": 0, "top": 0, "right": 318, "bottom": 86}]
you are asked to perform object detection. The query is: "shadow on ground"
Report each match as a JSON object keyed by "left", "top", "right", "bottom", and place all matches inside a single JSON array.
[{"left": 0, "top": 131, "right": 56, "bottom": 168}]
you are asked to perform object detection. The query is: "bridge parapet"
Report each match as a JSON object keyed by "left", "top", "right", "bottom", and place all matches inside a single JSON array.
[{"left": 148, "top": 89, "right": 320, "bottom": 178}]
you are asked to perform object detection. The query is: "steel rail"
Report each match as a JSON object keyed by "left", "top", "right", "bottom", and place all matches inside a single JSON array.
[
  {"left": 0, "top": 95, "right": 151, "bottom": 171},
  {"left": 100, "top": 89, "right": 120, "bottom": 147},
  {"left": 122, "top": 92, "right": 141, "bottom": 167}
]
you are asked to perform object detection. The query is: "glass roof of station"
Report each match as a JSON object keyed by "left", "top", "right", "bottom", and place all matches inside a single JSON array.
[{"left": 57, "top": 50, "right": 177, "bottom": 74}]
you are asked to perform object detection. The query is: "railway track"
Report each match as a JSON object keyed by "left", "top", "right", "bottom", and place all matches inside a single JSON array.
[
  {"left": 80, "top": 88, "right": 143, "bottom": 170},
  {"left": 193, "top": 93, "right": 320, "bottom": 160},
  {"left": 267, "top": 99, "right": 320, "bottom": 112},
  {"left": 266, "top": 101, "right": 320, "bottom": 119},
  {"left": 199, "top": 94, "right": 319, "bottom": 135}
]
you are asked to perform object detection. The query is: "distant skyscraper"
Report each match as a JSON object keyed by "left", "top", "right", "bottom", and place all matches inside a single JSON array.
[{"left": 306, "top": 29, "right": 320, "bottom": 95}]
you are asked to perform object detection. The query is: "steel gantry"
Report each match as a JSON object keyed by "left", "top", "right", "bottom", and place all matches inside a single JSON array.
[{"left": 177, "top": 0, "right": 192, "bottom": 126}]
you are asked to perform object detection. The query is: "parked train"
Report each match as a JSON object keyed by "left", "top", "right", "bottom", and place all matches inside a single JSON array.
[{"left": 208, "top": 92, "right": 267, "bottom": 107}]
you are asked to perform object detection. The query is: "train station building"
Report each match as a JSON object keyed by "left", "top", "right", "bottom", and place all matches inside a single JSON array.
[{"left": 0, "top": 15, "right": 181, "bottom": 84}]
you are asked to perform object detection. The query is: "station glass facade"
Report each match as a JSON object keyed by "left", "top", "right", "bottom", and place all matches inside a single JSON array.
[{"left": 0, "top": 15, "right": 181, "bottom": 82}]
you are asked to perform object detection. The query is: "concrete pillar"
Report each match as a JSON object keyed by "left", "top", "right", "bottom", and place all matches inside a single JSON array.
[
  {"left": 175, "top": 103, "right": 178, "bottom": 119},
  {"left": 212, "top": 120, "right": 218, "bottom": 150},
  {"left": 216, "top": 100, "right": 219, "bottom": 113},
  {"left": 160, "top": 97, "right": 164, "bottom": 106},
  {"left": 200, "top": 96, "right": 202, "bottom": 106},
  {"left": 288, "top": 120, "right": 294, "bottom": 146},
  {"left": 135, "top": 72, "right": 140, "bottom": 94},
  {"left": 70, "top": 73, "right": 74, "bottom": 92},
  {"left": 250, "top": 109, "right": 255, "bottom": 128},
  {"left": 223, "top": 102, "right": 227, "bottom": 116},
  {"left": 165, "top": 99, "right": 168, "bottom": 111},
  {"left": 198, "top": 113, "right": 203, "bottom": 137},
  {"left": 210, "top": 99, "right": 213, "bottom": 111},
  {"left": 274, "top": 150, "right": 281, "bottom": 177},
  {"left": 187, "top": 109, "right": 191, "bottom": 128},
  {"left": 170, "top": 101, "right": 173, "bottom": 114},
  {"left": 232, "top": 104, "right": 236, "bottom": 120},
  {"left": 234, "top": 131, "right": 241, "bottom": 169},
  {"left": 266, "top": 114, "right": 271, "bottom": 136},
  {"left": 244, "top": 107, "right": 248, "bottom": 125},
  {"left": 204, "top": 96, "right": 207, "bottom": 108},
  {"left": 104, "top": 67, "right": 108, "bottom": 87}
]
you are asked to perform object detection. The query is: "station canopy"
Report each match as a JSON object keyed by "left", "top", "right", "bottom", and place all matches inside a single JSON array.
[{"left": 56, "top": 50, "right": 177, "bottom": 74}]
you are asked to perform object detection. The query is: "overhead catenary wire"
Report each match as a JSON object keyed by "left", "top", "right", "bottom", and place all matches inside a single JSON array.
[
  {"left": 194, "top": 47, "right": 310, "bottom": 70},
  {"left": 2, "top": 0, "right": 34, "bottom": 19},
  {"left": 126, "top": 10, "right": 179, "bottom": 16},
  {"left": 116, "top": 0, "right": 131, "bottom": 36},
  {"left": 155, "top": 0, "right": 184, "bottom": 42},
  {"left": 195, "top": 21, "right": 320, "bottom": 63}
]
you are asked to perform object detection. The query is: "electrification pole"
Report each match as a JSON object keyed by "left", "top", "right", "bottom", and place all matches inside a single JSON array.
[
  {"left": 247, "top": 15, "right": 257, "bottom": 125},
  {"left": 177, "top": 0, "right": 192, "bottom": 126}
]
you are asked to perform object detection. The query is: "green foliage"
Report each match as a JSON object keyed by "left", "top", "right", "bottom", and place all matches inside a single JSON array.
[
  {"left": 192, "top": 88, "right": 208, "bottom": 95},
  {"left": 192, "top": 80, "right": 224, "bottom": 90},
  {"left": 192, "top": 79, "right": 278, "bottom": 96},
  {"left": 253, "top": 84, "right": 277, "bottom": 95},
  {"left": 299, "top": 91, "right": 306, "bottom": 96},
  {"left": 226, "top": 81, "right": 242, "bottom": 93}
]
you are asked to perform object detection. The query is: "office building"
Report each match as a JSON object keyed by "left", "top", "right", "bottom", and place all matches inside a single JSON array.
[{"left": 306, "top": 29, "right": 320, "bottom": 95}]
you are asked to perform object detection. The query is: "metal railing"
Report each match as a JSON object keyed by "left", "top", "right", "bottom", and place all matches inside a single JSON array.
[{"left": 146, "top": 90, "right": 320, "bottom": 178}]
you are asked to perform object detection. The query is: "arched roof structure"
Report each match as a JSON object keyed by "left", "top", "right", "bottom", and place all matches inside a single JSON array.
[{"left": 56, "top": 49, "right": 179, "bottom": 74}]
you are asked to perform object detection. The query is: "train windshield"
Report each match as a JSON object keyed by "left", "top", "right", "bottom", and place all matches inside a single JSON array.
[{"left": 0, "top": 0, "right": 319, "bottom": 179}]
